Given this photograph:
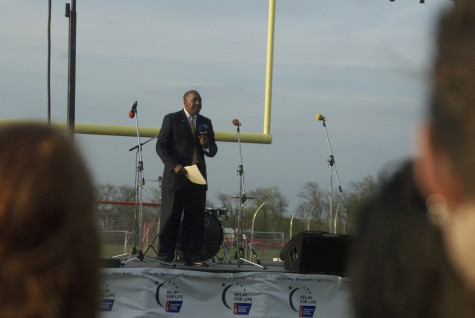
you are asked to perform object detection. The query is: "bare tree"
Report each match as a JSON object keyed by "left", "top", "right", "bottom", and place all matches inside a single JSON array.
[
  {"left": 96, "top": 184, "right": 121, "bottom": 230},
  {"left": 215, "top": 191, "right": 240, "bottom": 233},
  {"left": 246, "top": 186, "right": 289, "bottom": 233},
  {"left": 297, "top": 181, "right": 327, "bottom": 223},
  {"left": 338, "top": 175, "right": 379, "bottom": 233},
  {"left": 95, "top": 184, "right": 158, "bottom": 231}
]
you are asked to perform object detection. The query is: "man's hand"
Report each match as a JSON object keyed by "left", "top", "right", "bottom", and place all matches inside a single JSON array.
[
  {"left": 199, "top": 135, "right": 209, "bottom": 148},
  {"left": 173, "top": 164, "right": 186, "bottom": 175}
]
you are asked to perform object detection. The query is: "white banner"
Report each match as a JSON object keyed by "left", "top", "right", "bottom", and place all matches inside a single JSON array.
[{"left": 99, "top": 268, "right": 352, "bottom": 318}]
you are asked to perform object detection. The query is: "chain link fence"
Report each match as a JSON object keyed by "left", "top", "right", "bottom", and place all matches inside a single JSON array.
[{"left": 96, "top": 202, "right": 286, "bottom": 263}]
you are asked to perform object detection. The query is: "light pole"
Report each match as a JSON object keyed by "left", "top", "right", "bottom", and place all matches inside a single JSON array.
[
  {"left": 289, "top": 204, "right": 302, "bottom": 239},
  {"left": 251, "top": 202, "right": 266, "bottom": 244}
]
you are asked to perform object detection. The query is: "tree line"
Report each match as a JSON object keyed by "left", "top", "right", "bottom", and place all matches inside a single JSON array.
[
  {"left": 95, "top": 171, "right": 390, "bottom": 240},
  {"left": 213, "top": 175, "right": 380, "bottom": 239}
]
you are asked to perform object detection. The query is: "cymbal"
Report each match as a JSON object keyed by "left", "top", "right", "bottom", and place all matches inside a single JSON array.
[{"left": 231, "top": 195, "right": 256, "bottom": 200}]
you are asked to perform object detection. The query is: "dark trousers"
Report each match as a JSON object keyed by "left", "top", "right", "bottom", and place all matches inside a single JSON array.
[{"left": 158, "top": 182, "right": 206, "bottom": 260}]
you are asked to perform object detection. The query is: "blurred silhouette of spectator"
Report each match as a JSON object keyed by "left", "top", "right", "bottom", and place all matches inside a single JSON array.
[
  {"left": 0, "top": 124, "right": 100, "bottom": 318},
  {"left": 413, "top": 0, "right": 475, "bottom": 291},
  {"left": 350, "top": 2, "right": 475, "bottom": 316},
  {"left": 349, "top": 162, "right": 475, "bottom": 318}
]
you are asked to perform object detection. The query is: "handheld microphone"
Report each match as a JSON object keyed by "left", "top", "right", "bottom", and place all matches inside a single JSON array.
[
  {"left": 129, "top": 101, "right": 137, "bottom": 118},
  {"left": 232, "top": 119, "right": 242, "bottom": 126},
  {"left": 198, "top": 124, "right": 210, "bottom": 153},
  {"left": 198, "top": 124, "right": 209, "bottom": 136},
  {"left": 316, "top": 114, "right": 327, "bottom": 121}
]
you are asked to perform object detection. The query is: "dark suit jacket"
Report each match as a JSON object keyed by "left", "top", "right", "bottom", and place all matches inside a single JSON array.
[{"left": 156, "top": 109, "right": 218, "bottom": 190}]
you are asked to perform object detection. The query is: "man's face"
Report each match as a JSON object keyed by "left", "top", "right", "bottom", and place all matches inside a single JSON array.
[{"left": 184, "top": 92, "right": 202, "bottom": 116}]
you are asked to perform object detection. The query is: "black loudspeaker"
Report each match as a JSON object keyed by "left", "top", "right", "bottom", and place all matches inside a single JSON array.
[{"left": 279, "top": 231, "right": 352, "bottom": 275}]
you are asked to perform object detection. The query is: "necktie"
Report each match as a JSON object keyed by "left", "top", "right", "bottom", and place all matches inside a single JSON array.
[{"left": 190, "top": 116, "right": 198, "bottom": 164}]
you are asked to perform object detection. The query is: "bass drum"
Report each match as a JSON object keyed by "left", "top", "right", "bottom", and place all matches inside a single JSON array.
[{"left": 177, "top": 212, "right": 224, "bottom": 261}]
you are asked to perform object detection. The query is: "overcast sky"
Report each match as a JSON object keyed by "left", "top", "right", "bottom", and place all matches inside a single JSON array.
[{"left": 1, "top": 0, "right": 451, "bottom": 212}]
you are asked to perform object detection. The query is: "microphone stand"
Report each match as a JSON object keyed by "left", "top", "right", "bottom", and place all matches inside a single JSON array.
[
  {"left": 208, "top": 123, "right": 265, "bottom": 269},
  {"left": 318, "top": 119, "right": 343, "bottom": 234},
  {"left": 112, "top": 108, "right": 170, "bottom": 266},
  {"left": 128, "top": 134, "right": 158, "bottom": 152}
]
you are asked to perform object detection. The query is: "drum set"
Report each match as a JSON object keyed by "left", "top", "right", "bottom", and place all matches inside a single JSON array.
[{"left": 177, "top": 207, "right": 231, "bottom": 262}]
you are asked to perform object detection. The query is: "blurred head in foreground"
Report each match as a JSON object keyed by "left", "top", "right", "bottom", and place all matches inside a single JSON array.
[
  {"left": 0, "top": 124, "right": 100, "bottom": 318},
  {"left": 414, "top": 0, "right": 475, "bottom": 291}
]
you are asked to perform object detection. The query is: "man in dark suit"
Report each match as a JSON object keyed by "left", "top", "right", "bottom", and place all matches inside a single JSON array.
[{"left": 156, "top": 90, "right": 218, "bottom": 266}]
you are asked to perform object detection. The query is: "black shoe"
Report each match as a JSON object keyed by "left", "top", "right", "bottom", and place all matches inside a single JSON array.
[
  {"left": 157, "top": 254, "right": 174, "bottom": 263},
  {"left": 184, "top": 258, "right": 204, "bottom": 267}
]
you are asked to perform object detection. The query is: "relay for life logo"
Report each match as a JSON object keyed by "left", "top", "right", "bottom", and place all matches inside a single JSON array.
[
  {"left": 99, "top": 281, "right": 116, "bottom": 312},
  {"left": 155, "top": 279, "right": 184, "bottom": 313},
  {"left": 220, "top": 280, "right": 253, "bottom": 315},
  {"left": 288, "top": 285, "right": 316, "bottom": 318}
]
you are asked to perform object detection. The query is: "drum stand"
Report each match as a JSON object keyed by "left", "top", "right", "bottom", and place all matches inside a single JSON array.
[
  {"left": 208, "top": 122, "right": 266, "bottom": 269},
  {"left": 214, "top": 241, "right": 232, "bottom": 263},
  {"left": 112, "top": 104, "right": 171, "bottom": 266},
  {"left": 243, "top": 234, "right": 263, "bottom": 264},
  {"left": 208, "top": 231, "right": 233, "bottom": 264}
]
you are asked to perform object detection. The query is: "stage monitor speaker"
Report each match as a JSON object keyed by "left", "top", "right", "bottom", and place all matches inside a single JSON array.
[{"left": 279, "top": 231, "right": 352, "bottom": 275}]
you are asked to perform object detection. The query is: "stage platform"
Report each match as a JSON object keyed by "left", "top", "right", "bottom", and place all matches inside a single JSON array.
[
  {"left": 99, "top": 259, "right": 353, "bottom": 318},
  {"left": 125, "top": 257, "right": 287, "bottom": 272}
]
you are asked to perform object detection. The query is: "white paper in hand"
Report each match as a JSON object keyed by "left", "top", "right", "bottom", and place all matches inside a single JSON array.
[{"left": 184, "top": 165, "right": 207, "bottom": 185}]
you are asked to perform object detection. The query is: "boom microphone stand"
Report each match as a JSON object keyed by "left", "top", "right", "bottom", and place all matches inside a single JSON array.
[
  {"left": 113, "top": 101, "right": 169, "bottom": 265},
  {"left": 316, "top": 114, "right": 344, "bottom": 234}
]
